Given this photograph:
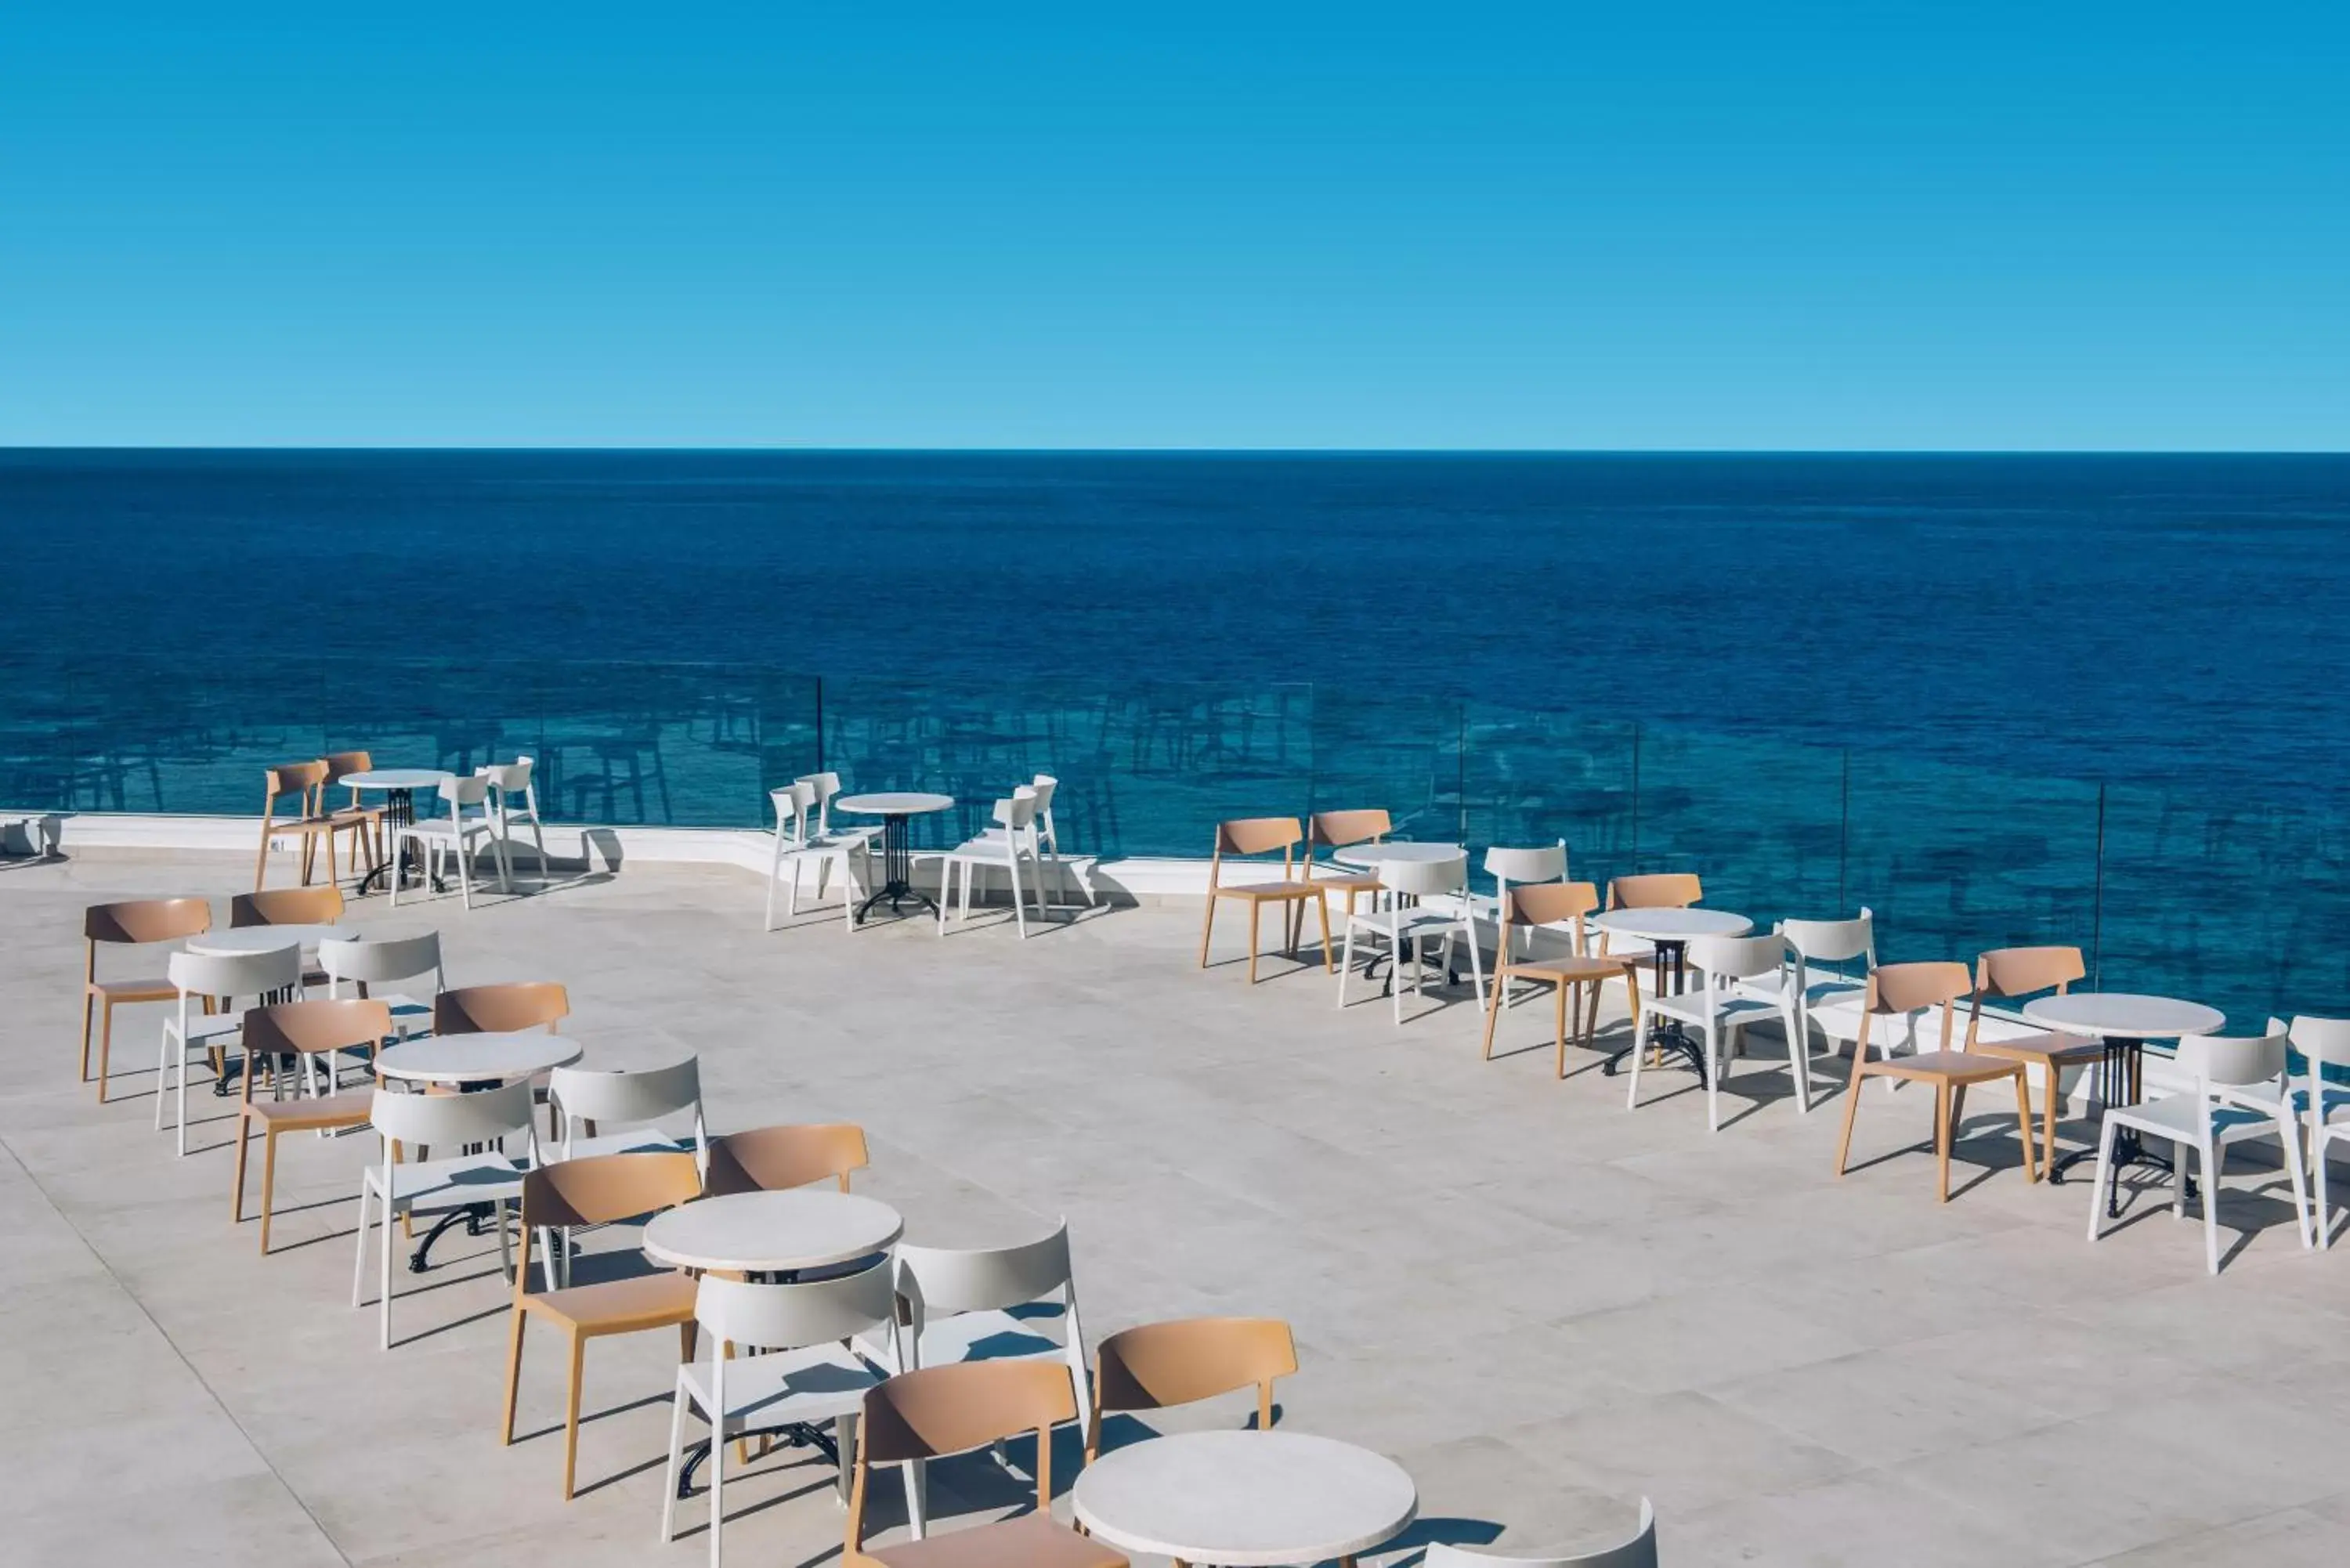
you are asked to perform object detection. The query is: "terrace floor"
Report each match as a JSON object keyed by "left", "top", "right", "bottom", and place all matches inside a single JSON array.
[{"left": 3, "top": 848, "right": 2348, "bottom": 1567}]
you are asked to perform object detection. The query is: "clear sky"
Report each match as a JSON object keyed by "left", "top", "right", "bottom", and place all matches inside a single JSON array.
[{"left": 3, "top": 3, "right": 2345, "bottom": 450}]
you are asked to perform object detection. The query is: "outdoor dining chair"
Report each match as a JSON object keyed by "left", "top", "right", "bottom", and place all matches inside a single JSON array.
[
  {"left": 1832, "top": 962, "right": 2041, "bottom": 1201},
  {"left": 1199, "top": 817, "right": 1333, "bottom": 982},
  {"left": 355, "top": 1079, "right": 537, "bottom": 1349},
  {"left": 1481, "top": 883, "right": 1639, "bottom": 1078},
  {"left": 2287, "top": 1014, "right": 2350, "bottom": 1249},
  {"left": 79, "top": 895, "right": 210, "bottom": 1101},
  {"left": 1085, "top": 1315, "right": 1297, "bottom": 1462},
  {"left": 1629, "top": 932, "right": 1791, "bottom": 1129},
  {"left": 158, "top": 945, "right": 302, "bottom": 1157},
  {"left": 229, "top": 997, "right": 392, "bottom": 1253},
  {"left": 254, "top": 759, "right": 344, "bottom": 891},
  {"left": 852, "top": 1219, "right": 1091, "bottom": 1428},
  {"left": 1965, "top": 946, "right": 2106, "bottom": 1169},
  {"left": 704, "top": 1123, "right": 871, "bottom": 1195}
]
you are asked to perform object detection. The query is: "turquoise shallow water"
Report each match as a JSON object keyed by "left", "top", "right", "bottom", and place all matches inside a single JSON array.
[{"left": 2, "top": 450, "right": 2345, "bottom": 1021}]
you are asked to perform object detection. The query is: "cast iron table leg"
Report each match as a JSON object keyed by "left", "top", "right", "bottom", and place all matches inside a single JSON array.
[
  {"left": 2047, "top": 1034, "right": 2192, "bottom": 1214},
  {"left": 1602, "top": 938, "right": 1709, "bottom": 1083},
  {"left": 853, "top": 811, "right": 941, "bottom": 923}
]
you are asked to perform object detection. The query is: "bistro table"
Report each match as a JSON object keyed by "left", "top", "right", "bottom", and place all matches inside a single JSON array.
[
  {"left": 1329, "top": 840, "right": 1466, "bottom": 989},
  {"left": 1590, "top": 905, "right": 1755, "bottom": 1081},
  {"left": 338, "top": 768, "right": 456, "bottom": 894},
  {"left": 188, "top": 923, "right": 361, "bottom": 1090},
  {"left": 836, "top": 792, "right": 955, "bottom": 924},
  {"left": 1073, "top": 1429, "right": 1418, "bottom": 1568},
  {"left": 2023, "top": 992, "right": 2225, "bottom": 1213},
  {"left": 374, "top": 1031, "right": 582, "bottom": 1270}
]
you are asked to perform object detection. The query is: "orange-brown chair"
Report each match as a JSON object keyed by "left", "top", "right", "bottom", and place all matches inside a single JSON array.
[
  {"left": 80, "top": 896, "right": 212, "bottom": 1100},
  {"left": 255, "top": 759, "right": 343, "bottom": 891},
  {"left": 323, "top": 750, "right": 388, "bottom": 875},
  {"left": 1199, "top": 818, "right": 1333, "bottom": 983},
  {"left": 1300, "top": 808, "right": 1391, "bottom": 937},
  {"left": 1833, "top": 962, "right": 2041, "bottom": 1201},
  {"left": 1967, "top": 947, "right": 2106, "bottom": 1172},
  {"left": 1481, "top": 883, "right": 1643, "bottom": 1078},
  {"left": 433, "top": 981, "right": 569, "bottom": 1036},
  {"left": 230, "top": 997, "right": 392, "bottom": 1252},
  {"left": 1085, "top": 1315, "right": 1297, "bottom": 1462},
  {"left": 705, "top": 1123, "right": 870, "bottom": 1195}
]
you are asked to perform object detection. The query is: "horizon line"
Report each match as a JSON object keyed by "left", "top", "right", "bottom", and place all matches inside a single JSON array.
[{"left": 4, "top": 444, "right": 2347, "bottom": 459}]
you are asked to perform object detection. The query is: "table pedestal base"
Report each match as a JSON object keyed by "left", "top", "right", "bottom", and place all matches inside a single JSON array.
[
  {"left": 357, "top": 788, "right": 446, "bottom": 896},
  {"left": 1601, "top": 939, "right": 1710, "bottom": 1086},
  {"left": 676, "top": 1420, "right": 837, "bottom": 1498},
  {"left": 853, "top": 812, "right": 939, "bottom": 924},
  {"left": 2045, "top": 1034, "right": 2196, "bottom": 1216}
]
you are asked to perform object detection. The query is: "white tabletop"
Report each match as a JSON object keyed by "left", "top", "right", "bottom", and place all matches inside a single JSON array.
[
  {"left": 1592, "top": 906, "right": 1754, "bottom": 941},
  {"left": 187, "top": 923, "right": 354, "bottom": 956},
  {"left": 2024, "top": 993, "right": 2225, "bottom": 1041},
  {"left": 641, "top": 1190, "right": 904, "bottom": 1274},
  {"left": 1331, "top": 841, "right": 1466, "bottom": 869},
  {"left": 337, "top": 768, "right": 455, "bottom": 791},
  {"left": 373, "top": 1031, "right": 583, "bottom": 1084},
  {"left": 1073, "top": 1429, "right": 1418, "bottom": 1566},
  {"left": 836, "top": 792, "right": 956, "bottom": 816}
]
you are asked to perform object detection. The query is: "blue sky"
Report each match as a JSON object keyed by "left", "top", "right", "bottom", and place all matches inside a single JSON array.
[{"left": 3, "top": 3, "right": 2344, "bottom": 449}]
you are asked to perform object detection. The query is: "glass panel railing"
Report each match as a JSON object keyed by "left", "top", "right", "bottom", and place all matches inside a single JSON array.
[
  {"left": 1634, "top": 726, "right": 1846, "bottom": 923},
  {"left": 1459, "top": 704, "right": 1636, "bottom": 888},
  {"left": 1307, "top": 689, "right": 1463, "bottom": 846}
]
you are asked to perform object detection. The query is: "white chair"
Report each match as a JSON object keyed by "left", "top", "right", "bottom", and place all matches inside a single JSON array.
[
  {"left": 392, "top": 775, "right": 504, "bottom": 909},
  {"left": 763, "top": 781, "right": 871, "bottom": 931},
  {"left": 1483, "top": 841, "right": 1570, "bottom": 961},
  {"left": 936, "top": 793, "right": 1046, "bottom": 938},
  {"left": 2283, "top": 1014, "right": 2350, "bottom": 1248},
  {"left": 969, "top": 774, "right": 1094, "bottom": 908},
  {"left": 157, "top": 946, "right": 302, "bottom": 1157},
  {"left": 1737, "top": 909, "right": 1875, "bottom": 1111},
  {"left": 479, "top": 756, "right": 548, "bottom": 883},
  {"left": 660, "top": 1262, "right": 901, "bottom": 1563},
  {"left": 1629, "top": 933, "right": 1791, "bottom": 1129},
  {"left": 546, "top": 1057, "right": 708, "bottom": 1172},
  {"left": 1426, "top": 1499, "right": 1658, "bottom": 1568},
  {"left": 1336, "top": 852, "right": 1488, "bottom": 1025},
  {"left": 316, "top": 930, "right": 445, "bottom": 1061},
  {"left": 2086, "top": 1029, "right": 2313, "bottom": 1274},
  {"left": 353, "top": 1080, "right": 537, "bottom": 1349},
  {"left": 851, "top": 1219, "right": 1090, "bottom": 1429},
  {"left": 797, "top": 770, "right": 879, "bottom": 847}
]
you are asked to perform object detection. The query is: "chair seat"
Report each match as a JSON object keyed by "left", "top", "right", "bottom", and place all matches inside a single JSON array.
[
  {"left": 1307, "top": 870, "right": 1382, "bottom": 891},
  {"left": 852, "top": 1302, "right": 1067, "bottom": 1373},
  {"left": 328, "top": 805, "right": 384, "bottom": 826},
  {"left": 940, "top": 837, "right": 1036, "bottom": 862},
  {"left": 1499, "top": 955, "right": 1633, "bottom": 985},
  {"left": 1595, "top": 943, "right": 1658, "bottom": 967},
  {"left": 2109, "top": 1092, "right": 2286, "bottom": 1143},
  {"left": 559, "top": 1129, "right": 699, "bottom": 1162},
  {"left": 1646, "top": 993, "right": 1784, "bottom": 1031},
  {"left": 1215, "top": 878, "right": 1321, "bottom": 901},
  {"left": 1737, "top": 973, "right": 1865, "bottom": 1010},
  {"left": 680, "top": 1342, "right": 884, "bottom": 1433},
  {"left": 244, "top": 1089, "right": 373, "bottom": 1131},
  {"left": 523, "top": 1269, "right": 695, "bottom": 1333},
  {"left": 403, "top": 816, "right": 494, "bottom": 841},
  {"left": 365, "top": 1150, "right": 528, "bottom": 1212},
  {"left": 89, "top": 976, "right": 176, "bottom": 1002},
  {"left": 1860, "top": 1050, "right": 2024, "bottom": 1085},
  {"left": 1344, "top": 906, "right": 1470, "bottom": 939},
  {"left": 1972, "top": 1031, "right": 2104, "bottom": 1065},
  {"left": 859, "top": 1512, "right": 1128, "bottom": 1568},
  {"left": 2290, "top": 1085, "right": 2350, "bottom": 1125},
  {"left": 781, "top": 834, "right": 869, "bottom": 858},
  {"left": 164, "top": 1012, "right": 248, "bottom": 1046}
]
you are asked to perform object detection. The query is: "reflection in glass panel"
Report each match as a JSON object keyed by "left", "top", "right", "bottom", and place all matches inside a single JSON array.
[
  {"left": 1459, "top": 705, "right": 1636, "bottom": 891},
  {"left": 1635, "top": 726, "right": 1844, "bottom": 923}
]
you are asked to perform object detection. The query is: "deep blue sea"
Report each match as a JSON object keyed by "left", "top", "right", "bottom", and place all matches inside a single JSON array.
[{"left": 4, "top": 450, "right": 2346, "bottom": 1017}]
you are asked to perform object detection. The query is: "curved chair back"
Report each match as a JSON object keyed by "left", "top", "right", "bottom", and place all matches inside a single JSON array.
[
  {"left": 317, "top": 931, "right": 445, "bottom": 993},
  {"left": 265, "top": 760, "right": 330, "bottom": 802},
  {"left": 1866, "top": 961, "right": 1972, "bottom": 1016},
  {"left": 1485, "top": 840, "right": 1567, "bottom": 887},
  {"left": 168, "top": 945, "right": 302, "bottom": 1003},
  {"left": 480, "top": 757, "right": 534, "bottom": 793},
  {"left": 1424, "top": 1499, "right": 1658, "bottom": 1568},
  {"left": 1607, "top": 873, "right": 1701, "bottom": 910},
  {"left": 519, "top": 1149, "right": 701, "bottom": 1228},
  {"left": 1691, "top": 933, "right": 1787, "bottom": 982},
  {"left": 368, "top": 1078, "right": 537, "bottom": 1148},
  {"left": 231, "top": 886, "right": 345, "bottom": 927},
  {"left": 2285, "top": 1014, "right": 2350, "bottom": 1073},
  {"left": 696, "top": 1257, "right": 898, "bottom": 1352},
  {"left": 1025, "top": 774, "right": 1058, "bottom": 815},
  {"left": 324, "top": 750, "right": 374, "bottom": 787},
  {"left": 992, "top": 793, "right": 1038, "bottom": 832},
  {"left": 1213, "top": 817, "right": 1302, "bottom": 857},
  {"left": 795, "top": 770, "right": 848, "bottom": 833},
  {"left": 86, "top": 897, "right": 212, "bottom": 945},
  {"left": 1502, "top": 881, "right": 1600, "bottom": 931},
  {"left": 771, "top": 781, "right": 819, "bottom": 843},
  {"left": 1307, "top": 808, "right": 1390, "bottom": 853},
  {"left": 241, "top": 996, "right": 391, "bottom": 1059},
  {"left": 439, "top": 774, "right": 490, "bottom": 808},
  {"left": 705, "top": 1123, "right": 870, "bottom": 1194},
  {"left": 1092, "top": 1316, "right": 1296, "bottom": 1426},
  {"left": 1781, "top": 910, "right": 1874, "bottom": 966},
  {"left": 434, "top": 981, "right": 569, "bottom": 1035},
  {"left": 859, "top": 1359, "right": 1077, "bottom": 1464},
  {"left": 894, "top": 1221, "right": 1072, "bottom": 1318},
  {"left": 1382, "top": 852, "right": 1469, "bottom": 900},
  {"left": 2175, "top": 1031, "right": 2289, "bottom": 1090},
  {"left": 548, "top": 1057, "right": 701, "bottom": 1128},
  {"left": 1974, "top": 945, "right": 2084, "bottom": 999}
]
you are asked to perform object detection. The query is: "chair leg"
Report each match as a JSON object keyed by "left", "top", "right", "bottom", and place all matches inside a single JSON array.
[
  {"left": 2086, "top": 1116, "right": 2118, "bottom": 1241},
  {"left": 503, "top": 1309, "right": 527, "bottom": 1444},
  {"left": 1336, "top": 921, "right": 1355, "bottom": 1010},
  {"left": 1833, "top": 1068, "right": 1865, "bottom": 1176},
  {"left": 1934, "top": 1082, "right": 1954, "bottom": 1202},
  {"left": 2318, "top": 1137, "right": 2335, "bottom": 1251},
  {"left": 660, "top": 1375, "right": 688, "bottom": 1542},
  {"left": 562, "top": 1330, "right": 586, "bottom": 1498},
  {"left": 2200, "top": 1136, "right": 2222, "bottom": 1274},
  {"left": 1247, "top": 902, "right": 1262, "bottom": 985},
  {"left": 154, "top": 1025, "right": 172, "bottom": 1131},
  {"left": 1198, "top": 894, "right": 1217, "bottom": 969},
  {"left": 351, "top": 1181, "right": 372, "bottom": 1306},
  {"left": 2277, "top": 1115, "right": 2314, "bottom": 1249},
  {"left": 1625, "top": 1003, "right": 1647, "bottom": 1111},
  {"left": 258, "top": 1125, "right": 286, "bottom": 1251},
  {"left": 78, "top": 992, "right": 94, "bottom": 1082},
  {"left": 1554, "top": 983, "right": 1571, "bottom": 1078},
  {"left": 1314, "top": 894, "right": 1334, "bottom": 973},
  {"left": 764, "top": 836, "right": 782, "bottom": 930},
  {"left": 231, "top": 1111, "right": 251, "bottom": 1222},
  {"left": 2012, "top": 1071, "right": 2040, "bottom": 1182},
  {"left": 95, "top": 999, "right": 114, "bottom": 1101},
  {"left": 380, "top": 1192, "right": 396, "bottom": 1349}
]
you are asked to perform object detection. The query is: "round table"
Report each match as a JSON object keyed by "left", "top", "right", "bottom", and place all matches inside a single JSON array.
[
  {"left": 338, "top": 768, "right": 457, "bottom": 894},
  {"left": 1073, "top": 1429, "right": 1417, "bottom": 1568},
  {"left": 642, "top": 1190, "right": 904, "bottom": 1274},
  {"left": 373, "top": 1031, "right": 583, "bottom": 1086},
  {"left": 2024, "top": 992, "right": 2226, "bottom": 1208},
  {"left": 837, "top": 793, "right": 955, "bottom": 924},
  {"left": 187, "top": 923, "right": 353, "bottom": 956},
  {"left": 1329, "top": 841, "right": 1465, "bottom": 869},
  {"left": 1590, "top": 906, "right": 1755, "bottom": 1080}
]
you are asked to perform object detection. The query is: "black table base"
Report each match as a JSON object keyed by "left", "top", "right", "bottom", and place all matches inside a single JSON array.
[
  {"left": 853, "top": 811, "right": 939, "bottom": 923},
  {"left": 1601, "top": 938, "right": 1710, "bottom": 1084},
  {"left": 356, "top": 787, "right": 446, "bottom": 896},
  {"left": 2048, "top": 1034, "right": 2194, "bottom": 1216},
  {"left": 676, "top": 1420, "right": 838, "bottom": 1498}
]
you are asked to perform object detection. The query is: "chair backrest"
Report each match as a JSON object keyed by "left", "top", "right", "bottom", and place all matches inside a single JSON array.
[
  {"left": 2284, "top": 1014, "right": 2350, "bottom": 1073},
  {"left": 324, "top": 750, "right": 372, "bottom": 786},
  {"left": 230, "top": 886, "right": 345, "bottom": 927},
  {"left": 1607, "top": 873, "right": 1701, "bottom": 910},
  {"left": 2175, "top": 1031, "right": 2290, "bottom": 1090},
  {"left": 1867, "top": 961, "right": 1972, "bottom": 1015},
  {"left": 368, "top": 1078, "right": 537, "bottom": 1147},
  {"left": 479, "top": 757, "right": 534, "bottom": 793},
  {"left": 439, "top": 774, "right": 490, "bottom": 808},
  {"left": 316, "top": 930, "right": 445, "bottom": 992},
  {"left": 992, "top": 793, "right": 1037, "bottom": 830},
  {"left": 696, "top": 1255, "right": 898, "bottom": 1349},
  {"left": 858, "top": 1359, "right": 1077, "bottom": 1464},
  {"left": 1213, "top": 817, "right": 1303, "bottom": 858},
  {"left": 1307, "top": 808, "right": 1390, "bottom": 853},
  {"left": 1092, "top": 1316, "right": 1296, "bottom": 1421},
  {"left": 1484, "top": 840, "right": 1568, "bottom": 887},
  {"left": 1380, "top": 852, "right": 1469, "bottom": 899},
  {"left": 433, "top": 981, "right": 569, "bottom": 1035},
  {"left": 794, "top": 771, "right": 845, "bottom": 831},
  {"left": 1691, "top": 933, "right": 1788, "bottom": 983},
  {"left": 1502, "top": 880, "right": 1600, "bottom": 933},
  {"left": 240, "top": 996, "right": 392, "bottom": 1059},
  {"left": 1423, "top": 1500, "right": 1658, "bottom": 1568},
  {"left": 547, "top": 1057, "right": 703, "bottom": 1142},
  {"left": 1781, "top": 910, "right": 1874, "bottom": 966},
  {"left": 1973, "top": 945, "right": 2085, "bottom": 1000},
  {"left": 519, "top": 1148, "right": 701, "bottom": 1228},
  {"left": 1027, "top": 774, "right": 1058, "bottom": 815},
  {"left": 894, "top": 1220, "right": 1072, "bottom": 1319},
  {"left": 85, "top": 897, "right": 212, "bottom": 945},
  {"left": 167, "top": 945, "right": 302, "bottom": 1002},
  {"left": 263, "top": 760, "right": 329, "bottom": 807},
  {"left": 705, "top": 1123, "right": 870, "bottom": 1194},
  {"left": 772, "top": 781, "right": 819, "bottom": 840}
]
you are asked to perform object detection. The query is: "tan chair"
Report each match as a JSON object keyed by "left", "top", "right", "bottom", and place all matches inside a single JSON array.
[
  {"left": 433, "top": 981, "right": 570, "bottom": 1035},
  {"left": 1085, "top": 1315, "right": 1297, "bottom": 1462},
  {"left": 1833, "top": 962, "right": 2041, "bottom": 1201},
  {"left": 1598, "top": 871, "right": 1701, "bottom": 955},
  {"left": 1966, "top": 947, "right": 2105, "bottom": 1171},
  {"left": 323, "top": 750, "right": 387, "bottom": 877},
  {"left": 845, "top": 1360, "right": 1125, "bottom": 1568},
  {"left": 501, "top": 1151, "right": 703, "bottom": 1499},
  {"left": 1198, "top": 818, "right": 1333, "bottom": 983},
  {"left": 1300, "top": 808, "right": 1391, "bottom": 937},
  {"left": 80, "top": 896, "right": 212, "bottom": 1101},
  {"left": 705, "top": 1123, "right": 870, "bottom": 1195},
  {"left": 255, "top": 760, "right": 343, "bottom": 891},
  {"left": 230, "top": 886, "right": 345, "bottom": 927},
  {"left": 230, "top": 998, "right": 392, "bottom": 1252},
  {"left": 1481, "top": 884, "right": 1643, "bottom": 1078}
]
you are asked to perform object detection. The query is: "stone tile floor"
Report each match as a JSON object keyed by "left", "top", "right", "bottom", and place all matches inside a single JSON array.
[{"left": 2, "top": 848, "right": 2345, "bottom": 1566}]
